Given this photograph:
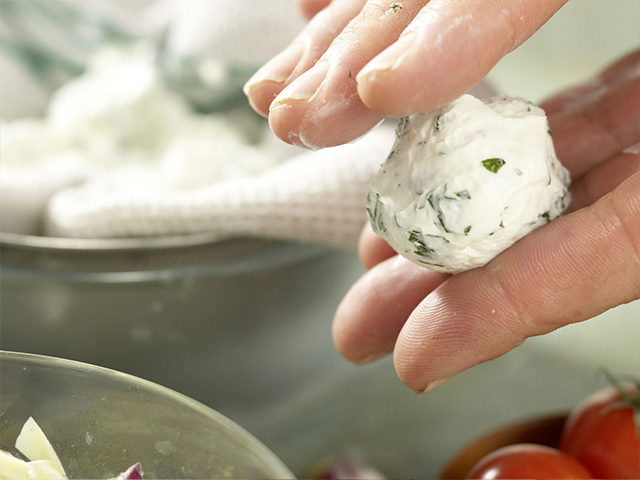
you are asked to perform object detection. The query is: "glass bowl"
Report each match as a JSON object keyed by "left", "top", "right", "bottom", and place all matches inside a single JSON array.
[{"left": 0, "top": 351, "right": 293, "bottom": 479}]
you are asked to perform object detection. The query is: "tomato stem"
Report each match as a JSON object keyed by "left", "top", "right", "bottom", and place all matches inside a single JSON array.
[{"left": 600, "top": 368, "right": 640, "bottom": 436}]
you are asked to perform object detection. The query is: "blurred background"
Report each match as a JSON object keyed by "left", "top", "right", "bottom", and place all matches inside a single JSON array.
[{"left": 1, "top": 0, "right": 638, "bottom": 478}]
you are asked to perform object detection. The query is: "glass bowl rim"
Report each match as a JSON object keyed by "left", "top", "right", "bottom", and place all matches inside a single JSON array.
[{"left": 0, "top": 350, "right": 295, "bottom": 479}]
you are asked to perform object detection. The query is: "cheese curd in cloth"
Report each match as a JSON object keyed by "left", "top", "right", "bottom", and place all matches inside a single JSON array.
[{"left": 366, "top": 94, "right": 571, "bottom": 273}]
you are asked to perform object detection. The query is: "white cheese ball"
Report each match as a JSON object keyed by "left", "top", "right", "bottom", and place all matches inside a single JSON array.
[{"left": 367, "top": 94, "right": 571, "bottom": 273}]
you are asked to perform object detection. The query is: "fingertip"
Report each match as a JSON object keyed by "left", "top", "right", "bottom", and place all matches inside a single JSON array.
[
  {"left": 333, "top": 256, "right": 450, "bottom": 367},
  {"left": 245, "top": 81, "right": 283, "bottom": 118},
  {"left": 268, "top": 101, "right": 311, "bottom": 147},
  {"left": 332, "top": 278, "right": 374, "bottom": 364},
  {"left": 296, "top": 0, "right": 332, "bottom": 21},
  {"left": 358, "top": 223, "right": 396, "bottom": 269}
]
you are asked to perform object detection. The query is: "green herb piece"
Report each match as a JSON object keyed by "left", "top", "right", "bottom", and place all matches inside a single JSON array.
[
  {"left": 368, "top": 193, "right": 387, "bottom": 233},
  {"left": 515, "top": 168, "right": 523, "bottom": 176},
  {"left": 426, "top": 234, "right": 450, "bottom": 243},
  {"left": 427, "top": 195, "right": 434, "bottom": 210},
  {"left": 527, "top": 106, "right": 532, "bottom": 112},
  {"left": 396, "top": 116, "right": 410, "bottom": 139},
  {"left": 547, "top": 129, "right": 553, "bottom": 137},
  {"left": 348, "top": 70, "right": 352, "bottom": 78},
  {"left": 389, "top": 2, "right": 402, "bottom": 11},
  {"left": 455, "top": 190, "right": 471, "bottom": 200},
  {"left": 444, "top": 196, "right": 457, "bottom": 201},
  {"left": 414, "top": 245, "right": 435, "bottom": 257},
  {"left": 418, "top": 140, "right": 427, "bottom": 146},
  {"left": 408, "top": 231, "right": 436, "bottom": 258},
  {"left": 437, "top": 212, "right": 450, "bottom": 233},
  {"left": 499, "top": 220, "right": 504, "bottom": 228},
  {"left": 394, "top": 215, "right": 401, "bottom": 228},
  {"left": 438, "top": 151, "right": 446, "bottom": 156},
  {"left": 464, "top": 225, "right": 472, "bottom": 235},
  {"left": 548, "top": 173, "right": 552, "bottom": 185},
  {"left": 434, "top": 115, "right": 442, "bottom": 131},
  {"left": 418, "top": 260, "right": 445, "bottom": 268},
  {"left": 541, "top": 211, "right": 550, "bottom": 221},
  {"left": 481, "top": 158, "right": 506, "bottom": 174}
]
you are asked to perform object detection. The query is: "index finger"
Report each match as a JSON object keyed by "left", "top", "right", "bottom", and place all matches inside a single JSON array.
[{"left": 356, "top": 0, "right": 569, "bottom": 116}]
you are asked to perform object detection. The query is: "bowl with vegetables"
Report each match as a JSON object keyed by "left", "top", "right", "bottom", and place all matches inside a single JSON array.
[
  {"left": 0, "top": 351, "right": 293, "bottom": 479},
  {"left": 439, "top": 371, "right": 640, "bottom": 479}
]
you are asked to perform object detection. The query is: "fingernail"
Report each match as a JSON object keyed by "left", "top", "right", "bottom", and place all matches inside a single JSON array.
[
  {"left": 270, "top": 61, "right": 330, "bottom": 107},
  {"left": 243, "top": 43, "right": 305, "bottom": 96},
  {"left": 357, "top": 34, "right": 415, "bottom": 83},
  {"left": 356, "top": 350, "right": 391, "bottom": 366},
  {"left": 414, "top": 377, "right": 451, "bottom": 395}
]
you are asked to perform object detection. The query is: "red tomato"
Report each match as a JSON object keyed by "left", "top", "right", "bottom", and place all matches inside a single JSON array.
[
  {"left": 466, "top": 444, "right": 592, "bottom": 479},
  {"left": 560, "top": 384, "right": 640, "bottom": 479}
]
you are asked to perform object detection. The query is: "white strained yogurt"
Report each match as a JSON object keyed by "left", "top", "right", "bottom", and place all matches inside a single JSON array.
[{"left": 367, "top": 94, "right": 571, "bottom": 273}]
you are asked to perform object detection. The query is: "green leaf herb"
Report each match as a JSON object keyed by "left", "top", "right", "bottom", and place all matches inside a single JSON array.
[
  {"left": 481, "top": 158, "right": 506, "bottom": 174},
  {"left": 426, "top": 234, "right": 450, "bottom": 243},
  {"left": 348, "top": 70, "right": 352, "bottom": 78},
  {"left": 389, "top": 2, "right": 402, "bottom": 12},
  {"left": 418, "top": 260, "right": 445, "bottom": 268},
  {"left": 464, "top": 225, "right": 472, "bottom": 235},
  {"left": 455, "top": 190, "right": 471, "bottom": 200},
  {"left": 434, "top": 115, "right": 442, "bottom": 131},
  {"left": 408, "top": 231, "right": 436, "bottom": 258},
  {"left": 499, "top": 220, "right": 504, "bottom": 228},
  {"left": 515, "top": 168, "right": 523, "bottom": 176},
  {"left": 541, "top": 211, "right": 550, "bottom": 221},
  {"left": 437, "top": 212, "right": 450, "bottom": 233},
  {"left": 368, "top": 193, "right": 387, "bottom": 233}
]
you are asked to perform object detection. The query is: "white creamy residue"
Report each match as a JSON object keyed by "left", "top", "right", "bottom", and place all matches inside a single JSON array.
[{"left": 0, "top": 43, "right": 289, "bottom": 235}]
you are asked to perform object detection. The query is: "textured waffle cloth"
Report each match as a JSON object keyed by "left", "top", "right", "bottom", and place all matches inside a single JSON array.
[{"left": 45, "top": 127, "right": 397, "bottom": 248}]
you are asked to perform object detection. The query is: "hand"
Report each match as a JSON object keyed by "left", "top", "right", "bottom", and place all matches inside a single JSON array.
[
  {"left": 244, "top": 0, "right": 569, "bottom": 148},
  {"left": 334, "top": 49, "right": 640, "bottom": 393}
]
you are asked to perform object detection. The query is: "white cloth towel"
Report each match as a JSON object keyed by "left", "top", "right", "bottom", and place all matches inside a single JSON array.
[{"left": 45, "top": 127, "right": 397, "bottom": 248}]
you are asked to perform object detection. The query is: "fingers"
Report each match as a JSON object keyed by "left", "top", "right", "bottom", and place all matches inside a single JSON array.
[
  {"left": 296, "top": 0, "right": 332, "bottom": 21},
  {"left": 356, "top": 0, "right": 568, "bottom": 116},
  {"left": 548, "top": 76, "right": 640, "bottom": 178},
  {"left": 268, "top": 0, "right": 427, "bottom": 148},
  {"left": 542, "top": 48, "right": 640, "bottom": 116},
  {"left": 568, "top": 151, "right": 640, "bottom": 214},
  {"left": 333, "top": 255, "right": 449, "bottom": 364},
  {"left": 393, "top": 172, "right": 640, "bottom": 393},
  {"left": 244, "top": 0, "right": 367, "bottom": 117},
  {"left": 358, "top": 223, "right": 396, "bottom": 269}
]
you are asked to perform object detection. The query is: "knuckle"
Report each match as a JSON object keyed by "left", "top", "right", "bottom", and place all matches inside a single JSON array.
[
  {"left": 490, "top": 270, "right": 537, "bottom": 341},
  {"left": 610, "top": 172, "right": 640, "bottom": 272}
]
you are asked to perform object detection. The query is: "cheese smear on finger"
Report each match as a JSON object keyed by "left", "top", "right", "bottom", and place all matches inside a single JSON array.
[{"left": 367, "top": 94, "right": 571, "bottom": 273}]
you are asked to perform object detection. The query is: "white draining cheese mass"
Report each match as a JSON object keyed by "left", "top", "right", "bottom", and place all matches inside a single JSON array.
[{"left": 367, "top": 94, "right": 571, "bottom": 273}]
